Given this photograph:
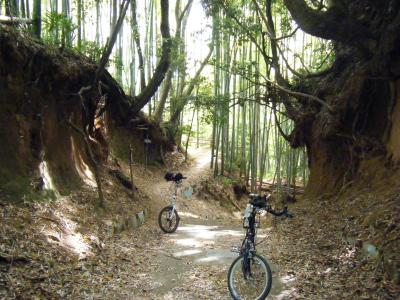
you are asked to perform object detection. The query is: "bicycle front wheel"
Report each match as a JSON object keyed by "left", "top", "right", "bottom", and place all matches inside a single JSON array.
[
  {"left": 227, "top": 253, "right": 272, "bottom": 300},
  {"left": 158, "top": 206, "right": 180, "bottom": 233}
]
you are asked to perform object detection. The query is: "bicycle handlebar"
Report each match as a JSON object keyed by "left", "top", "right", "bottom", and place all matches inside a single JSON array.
[{"left": 248, "top": 193, "right": 293, "bottom": 218}]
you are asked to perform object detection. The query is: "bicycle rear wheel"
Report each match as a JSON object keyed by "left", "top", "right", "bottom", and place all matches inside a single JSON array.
[
  {"left": 158, "top": 206, "right": 180, "bottom": 233},
  {"left": 227, "top": 253, "right": 272, "bottom": 300}
]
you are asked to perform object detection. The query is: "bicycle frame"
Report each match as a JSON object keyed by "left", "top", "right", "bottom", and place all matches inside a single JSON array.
[
  {"left": 168, "top": 182, "right": 180, "bottom": 218},
  {"left": 159, "top": 174, "right": 186, "bottom": 234},
  {"left": 241, "top": 206, "right": 258, "bottom": 249},
  {"left": 240, "top": 206, "right": 260, "bottom": 279},
  {"left": 228, "top": 196, "right": 291, "bottom": 299}
]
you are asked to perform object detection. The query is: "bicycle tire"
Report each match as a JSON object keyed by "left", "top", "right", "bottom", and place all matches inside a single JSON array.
[
  {"left": 227, "top": 253, "right": 272, "bottom": 300},
  {"left": 158, "top": 206, "right": 180, "bottom": 233}
]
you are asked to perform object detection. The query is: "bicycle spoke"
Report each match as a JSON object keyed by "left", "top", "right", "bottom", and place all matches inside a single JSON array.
[
  {"left": 229, "top": 255, "right": 271, "bottom": 300},
  {"left": 159, "top": 207, "right": 178, "bottom": 232}
]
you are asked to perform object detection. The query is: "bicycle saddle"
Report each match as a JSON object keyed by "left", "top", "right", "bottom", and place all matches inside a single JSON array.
[
  {"left": 164, "top": 172, "right": 174, "bottom": 181},
  {"left": 164, "top": 172, "right": 187, "bottom": 182},
  {"left": 174, "top": 173, "right": 184, "bottom": 182}
]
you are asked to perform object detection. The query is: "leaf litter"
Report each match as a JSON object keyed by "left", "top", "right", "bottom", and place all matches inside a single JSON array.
[{"left": 1, "top": 149, "right": 399, "bottom": 299}]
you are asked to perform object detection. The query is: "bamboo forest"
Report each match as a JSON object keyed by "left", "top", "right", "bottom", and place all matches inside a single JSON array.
[{"left": 0, "top": 0, "right": 399, "bottom": 299}]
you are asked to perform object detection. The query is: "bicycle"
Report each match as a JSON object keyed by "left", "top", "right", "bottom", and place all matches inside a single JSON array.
[
  {"left": 158, "top": 172, "right": 187, "bottom": 233},
  {"left": 227, "top": 193, "right": 293, "bottom": 300}
]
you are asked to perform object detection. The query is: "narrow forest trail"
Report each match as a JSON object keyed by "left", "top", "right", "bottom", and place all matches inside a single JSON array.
[
  {"left": 128, "top": 220, "right": 289, "bottom": 300},
  {"left": 91, "top": 147, "right": 292, "bottom": 299},
  {"left": 89, "top": 147, "right": 399, "bottom": 300},
  {"left": 130, "top": 147, "right": 233, "bottom": 220}
]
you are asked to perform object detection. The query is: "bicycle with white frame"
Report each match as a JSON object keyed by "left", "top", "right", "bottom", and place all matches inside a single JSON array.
[{"left": 158, "top": 172, "right": 186, "bottom": 233}]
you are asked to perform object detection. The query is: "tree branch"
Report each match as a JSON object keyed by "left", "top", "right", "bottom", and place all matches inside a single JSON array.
[
  {"left": 276, "top": 42, "right": 308, "bottom": 79},
  {"left": 169, "top": 45, "right": 213, "bottom": 123},
  {"left": 220, "top": 2, "right": 272, "bottom": 64},
  {"left": 283, "top": 0, "right": 375, "bottom": 48},
  {"left": 273, "top": 27, "right": 299, "bottom": 41},
  {"left": 96, "top": 0, "right": 130, "bottom": 82},
  {"left": 154, "top": 0, "right": 193, "bottom": 123},
  {"left": 131, "top": 0, "right": 146, "bottom": 91},
  {"left": 154, "top": 69, "right": 173, "bottom": 123},
  {"left": 179, "top": 0, "right": 194, "bottom": 23},
  {"left": 130, "top": 0, "right": 172, "bottom": 115},
  {"left": 263, "top": 75, "right": 331, "bottom": 110},
  {"left": 272, "top": 103, "right": 291, "bottom": 142}
]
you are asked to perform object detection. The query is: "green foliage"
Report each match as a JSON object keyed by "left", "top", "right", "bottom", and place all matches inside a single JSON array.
[
  {"left": 222, "top": 177, "right": 236, "bottom": 186},
  {"left": 180, "top": 124, "right": 193, "bottom": 135},
  {"left": 78, "top": 40, "right": 104, "bottom": 61},
  {"left": 311, "top": 41, "right": 335, "bottom": 69},
  {"left": 42, "top": 12, "right": 76, "bottom": 47},
  {"left": 42, "top": 11, "right": 104, "bottom": 61},
  {"left": 279, "top": 13, "right": 292, "bottom": 34},
  {"left": 1, "top": 176, "right": 31, "bottom": 203},
  {"left": 170, "top": 36, "right": 187, "bottom": 68},
  {"left": 0, "top": 171, "right": 56, "bottom": 203},
  {"left": 113, "top": 54, "right": 124, "bottom": 71}
]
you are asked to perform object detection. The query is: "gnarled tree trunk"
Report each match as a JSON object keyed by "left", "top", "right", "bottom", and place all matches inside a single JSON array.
[{"left": 282, "top": 0, "right": 400, "bottom": 195}]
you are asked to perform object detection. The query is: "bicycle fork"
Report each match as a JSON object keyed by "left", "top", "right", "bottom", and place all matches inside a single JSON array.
[{"left": 241, "top": 240, "right": 255, "bottom": 280}]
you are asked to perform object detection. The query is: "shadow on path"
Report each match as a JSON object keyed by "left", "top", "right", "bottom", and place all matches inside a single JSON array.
[{"left": 150, "top": 218, "right": 292, "bottom": 299}]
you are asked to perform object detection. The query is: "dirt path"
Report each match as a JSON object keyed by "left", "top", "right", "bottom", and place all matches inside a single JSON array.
[
  {"left": 142, "top": 219, "right": 289, "bottom": 300},
  {"left": 0, "top": 147, "right": 293, "bottom": 299},
  {"left": 92, "top": 147, "right": 292, "bottom": 299},
  {"left": 90, "top": 218, "right": 291, "bottom": 299},
  {"left": 130, "top": 147, "right": 233, "bottom": 220}
]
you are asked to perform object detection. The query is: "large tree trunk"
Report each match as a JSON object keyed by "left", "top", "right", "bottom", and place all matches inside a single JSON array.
[
  {"left": 129, "top": 0, "right": 172, "bottom": 115},
  {"left": 153, "top": 0, "right": 194, "bottom": 124},
  {"left": 283, "top": 0, "right": 400, "bottom": 195}
]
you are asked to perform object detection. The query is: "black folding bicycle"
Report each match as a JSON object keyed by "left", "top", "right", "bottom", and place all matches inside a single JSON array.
[{"left": 228, "top": 193, "right": 293, "bottom": 300}]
